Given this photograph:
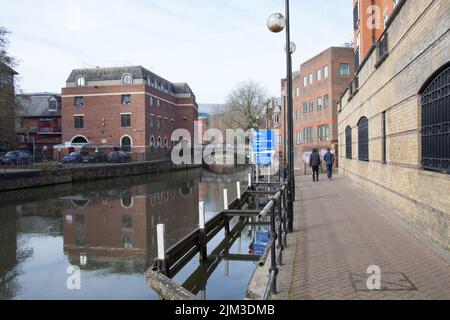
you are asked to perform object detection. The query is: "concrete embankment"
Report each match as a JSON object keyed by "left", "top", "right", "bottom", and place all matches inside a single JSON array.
[{"left": 0, "top": 161, "right": 201, "bottom": 192}]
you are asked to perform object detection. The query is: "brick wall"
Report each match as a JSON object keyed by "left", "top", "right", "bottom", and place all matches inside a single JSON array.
[{"left": 339, "top": 0, "right": 450, "bottom": 249}]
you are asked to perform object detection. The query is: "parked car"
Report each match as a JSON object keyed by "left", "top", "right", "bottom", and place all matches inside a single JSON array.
[
  {"left": 107, "top": 151, "right": 131, "bottom": 163},
  {"left": 62, "top": 152, "right": 87, "bottom": 164},
  {"left": 1, "top": 150, "right": 33, "bottom": 165},
  {"left": 82, "top": 152, "right": 107, "bottom": 163}
]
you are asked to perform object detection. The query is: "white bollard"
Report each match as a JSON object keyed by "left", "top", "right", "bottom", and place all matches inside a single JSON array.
[
  {"left": 237, "top": 181, "right": 241, "bottom": 200},
  {"left": 223, "top": 188, "right": 228, "bottom": 210},
  {"left": 248, "top": 173, "right": 252, "bottom": 187},
  {"left": 157, "top": 224, "right": 166, "bottom": 261},
  {"left": 199, "top": 201, "right": 205, "bottom": 230}
]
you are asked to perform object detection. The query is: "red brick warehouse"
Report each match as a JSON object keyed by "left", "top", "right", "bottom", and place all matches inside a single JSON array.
[{"left": 61, "top": 66, "right": 198, "bottom": 159}]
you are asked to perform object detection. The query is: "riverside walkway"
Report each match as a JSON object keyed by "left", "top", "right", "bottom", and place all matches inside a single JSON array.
[{"left": 273, "top": 174, "right": 450, "bottom": 300}]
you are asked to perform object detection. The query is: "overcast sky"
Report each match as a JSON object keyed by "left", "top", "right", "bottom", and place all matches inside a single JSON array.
[{"left": 1, "top": 0, "right": 353, "bottom": 104}]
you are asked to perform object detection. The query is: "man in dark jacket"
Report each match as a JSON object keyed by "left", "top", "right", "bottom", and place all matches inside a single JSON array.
[
  {"left": 309, "top": 149, "right": 321, "bottom": 182},
  {"left": 324, "top": 149, "right": 335, "bottom": 181}
]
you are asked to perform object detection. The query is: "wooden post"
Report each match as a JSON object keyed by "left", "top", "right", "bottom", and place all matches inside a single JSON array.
[
  {"left": 199, "top": 201, "right": 207, "bottom": 262},
  {"left": 157, "top": 224, "right": 168, "bottom": 276}
]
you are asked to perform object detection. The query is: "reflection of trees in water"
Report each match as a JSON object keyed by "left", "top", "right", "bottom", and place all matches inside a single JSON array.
[{"left": 0, "top": 208, "right": 34, "bottom": 299}]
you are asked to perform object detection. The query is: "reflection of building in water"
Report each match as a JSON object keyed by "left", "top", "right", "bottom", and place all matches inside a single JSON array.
[{"left": 62, "top": 174, "right": 200, "bottom": 272}]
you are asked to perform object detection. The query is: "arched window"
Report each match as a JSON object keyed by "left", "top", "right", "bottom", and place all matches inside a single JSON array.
[
  {"left": 71, "top": 136, "right": 89, "bottom": 144},
  {"left": 358, "top": 117, "right": 369, "bottom": 161},
  {"left": 164, "top": 137, "right": 168, "bottom": 148},
  {"left": 122, "top": 73, "right": 133, "bottom": 85},
  {"left": 150, "top": 136, "right": 155, "bottom": 148},
  {"left": 76, "top": 76, "right": 86, "bottom": 87},
  {"left": 121, "top": 136, "right": 132, "bottom": 153},
  {"left": 421, "top": 64, "right": 450, "bottom": 174},
  {"left": 157, "top": 137, "right": 162, "bottom": 148},
  {"left": 345, "top": 126, "right": 352, "bottom": 159}
]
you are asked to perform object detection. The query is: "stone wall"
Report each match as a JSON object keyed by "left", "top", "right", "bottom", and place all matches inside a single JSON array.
[{"left": 338, "top": 0, "right": 450, "bottom": 249}]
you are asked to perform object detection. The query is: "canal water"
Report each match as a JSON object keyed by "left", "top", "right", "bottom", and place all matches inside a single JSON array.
[{"left": 0, "top": 168, "right": 268, "bottom": 300}]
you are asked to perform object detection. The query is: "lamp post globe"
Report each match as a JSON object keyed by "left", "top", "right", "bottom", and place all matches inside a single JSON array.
[
  {"left": 266, "top": 13, "right": 286, "bottom": 33},
  {"left": 284, "top": 42, "right": 297, "bottom": 54}
]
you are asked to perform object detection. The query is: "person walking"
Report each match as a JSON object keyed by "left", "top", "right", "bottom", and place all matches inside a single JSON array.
[
  {"left": 309, "top": 149, "right": 321, "bottom": 182},
  {"left": 324, "top": 149, "right": 335, "bottom": 181}
]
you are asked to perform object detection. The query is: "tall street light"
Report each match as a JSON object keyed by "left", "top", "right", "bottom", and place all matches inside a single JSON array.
[{"left": 267, "top": 1, "right": 295, "bottom": 232}]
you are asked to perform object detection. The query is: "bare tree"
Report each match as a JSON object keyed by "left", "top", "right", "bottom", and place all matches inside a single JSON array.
[{"left": 214, "top": 80, "right": 269, "bottom": 132}]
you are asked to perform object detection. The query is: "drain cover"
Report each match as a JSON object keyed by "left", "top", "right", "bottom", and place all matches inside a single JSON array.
[{"left": 349, "top": 272, "right": 417, "bottom": 291}]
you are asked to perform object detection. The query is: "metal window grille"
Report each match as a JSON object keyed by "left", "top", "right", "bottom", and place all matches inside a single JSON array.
[
  {"left": 421, "top": 65, "right": 450, "bottom": 174},
  {"left": 358, "top": 117, "right": 369, "bottom": 161},
  {"left": 346, "top": 126, "right": 352, "bottom": 159}
]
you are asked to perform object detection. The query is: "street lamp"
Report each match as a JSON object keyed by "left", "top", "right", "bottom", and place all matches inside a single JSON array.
[{"left": 267, "top": 0, "right": 295, "bottom": 233}]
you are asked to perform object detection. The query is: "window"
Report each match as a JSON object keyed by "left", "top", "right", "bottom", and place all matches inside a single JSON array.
[
  {"left": 74, "top": 96, "right": 84, "bottom": 107},
  {"left": 274, "top": 114, "right": 280, "bottom": 124},
  {"left": 303, "top": 127, "right": 314, "bottom": 143},
  {"left": 157, "top": 137, "right": 162, "bottom": 148},
  {"left": 76, "top": 76, "right": 86, "bottom": 87},
  {"left": 48, "top": 100, "right": 57, "bottom": 111},
  {"left": 317, "top": 69, "right": 322, "bottom": 81},
  {"left": 122, "top": 73, "right": 133, "bottom": 85},
  {"left": 150, "top": 136, "right": 155, "bottom": 147},
  {"left": 123, "top": 237, "right": 133, "bottom": 249},
  {"left": 324, "top": 95, "right": 329, "bottom": 109},
  {"left": 156, "top": 117, "right": 161, "bottom": 129},
  {"left": 309, "top": 100, "right": 314, "bottom": 113},
  {"left": 317, "top": 97, "right": 322, "bottom": 112},
  {"left": 121, "top": 94, "right": 131, "bottom": 105},
  {"left": 121, "top": 136, "right": 132, "bottom": 152},
  {"left": 74, "top": 116, "right": 84, "bottom": 129},
  {"left": 384, "top": 8, "right": 389, "bottom": 28},
  {"left": 296, "top": 132, "right": 301, "bottom": 145},
  {"left": 296, "top": 87, "right": 300, "bottom": 97},
  {"left": 150, "top": 116, "right": 154, "bottom": 129},
  {"left": 303, "top": 76, "right": 308, "bottom": 87},
  {"left": 309, "top": 73, "right": 313, "bottom": 84},
  {"left": 121, "top": 114, "right": 131, "bottom": 128},
  {"left": 122, "top": 215, "right": 133, "bottom": 229},
  {"left": 295, "top": 109, "right": 301, "bottom": 120},
  {"left": 340, "top": 63, "right": 350, "bottom": 76},
  {"left": 317, "top": 125, "right": 329, "bottom": 142},
  {"left": 358, "top": 117, "right": 369, "bottom": 161},
  {"left": 164, "top": 137, "right": 168, "bottom": 148},
  {"left": 303, "top": 102, "right": 308, "bottom": 114},
  {"left": 324, "top": 65, "right": 329, "bottom": 78},
  {"left": 345, "top": 126, "right": 352, "bottom": 159},
  {"left": 421, "top": 64, "right": 450, "bottom": 174},
  {"left": 150, "top": 96, "right": 154, "bottom": 106},
  {"left": 156, "top": 99, "right": 161, "bottom": 108}
]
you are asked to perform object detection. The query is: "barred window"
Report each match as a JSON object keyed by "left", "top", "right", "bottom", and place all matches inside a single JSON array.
[
  {"left": 358, "top": 117, "right": 369, "bottom": 161},
  {"left": 421, "top": 64, "right": 450, "bottom": 174},
  {"left": 345, "top": 126, "right": 352, "bottom": 159}
]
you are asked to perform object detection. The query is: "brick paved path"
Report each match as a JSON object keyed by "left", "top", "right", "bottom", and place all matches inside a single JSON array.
[{"left": 288, "top": 174, "right": 450, "bottom": 300}]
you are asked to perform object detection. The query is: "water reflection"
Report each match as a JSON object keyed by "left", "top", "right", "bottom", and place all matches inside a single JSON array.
[{"left": 0, "top": 168, "right": 256, "bottom": 300}]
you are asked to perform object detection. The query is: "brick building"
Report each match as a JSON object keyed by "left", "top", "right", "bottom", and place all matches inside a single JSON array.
[
  {"left": 338, "top": 0, "right": 450, "bottom": 248},
  {"left": 0, "top": 62, "right": 18, "bottom": 152},
  {"left": 281, "top": 47, "right": 354, "bottom": 168},
  {"left": 353, "top": 0, "right": 400, "bottom": 69},
  {"left": 16, "top": 93, "right": 62, "bottom": 160},
  {"left": 60, "top": 66, "right": 198, "bottom": 159}
]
